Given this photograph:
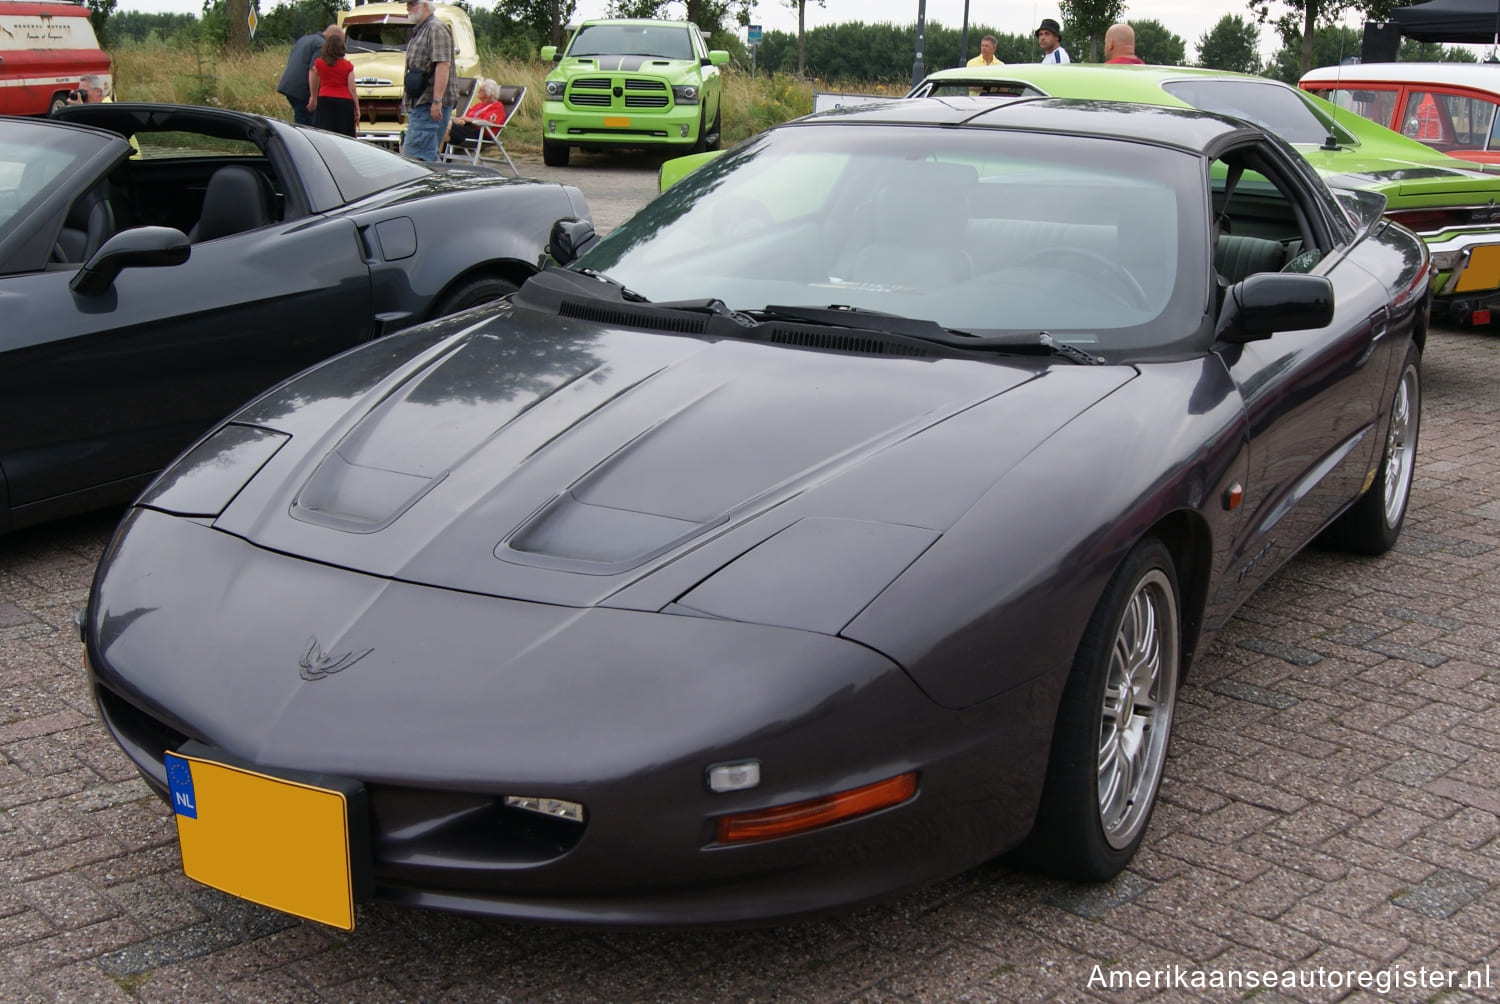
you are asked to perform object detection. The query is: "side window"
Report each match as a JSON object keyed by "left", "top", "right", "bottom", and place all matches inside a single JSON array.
[
  {"left": 1402, "top": 91, "right": 1452, "bottom": 145},
  {"left": 1210, "top": 146, "right": 1325, "bottom": 284},
  {"left": 1427, "top": 92, "right": 1495, "bottom": 146},
  {"left": 1325, "top": 86, "right": 1399, "bottom": 130}
]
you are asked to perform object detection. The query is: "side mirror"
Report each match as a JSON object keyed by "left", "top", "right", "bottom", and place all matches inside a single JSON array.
[
  {"left": 658, "top": 150, "right": 724, "bottom": 192},
  {"left": 540, "top": 45, "right": 559, "bottom": 62},
  {"left": 1215, "top": 272, "right": 1334, "bottom": 344},
  {"left": 70, "top": 226, "right": 191, "bottom": 297},
  {"left": 707, "top": 50, "right": 730, "bottom": 66},
  {"left": 547, "top": 217, "right": 598, "bottom": 266}
]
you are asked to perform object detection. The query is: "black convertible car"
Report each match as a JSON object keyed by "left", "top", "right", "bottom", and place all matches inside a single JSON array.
[
  {"left": 0, "top": 105, "right": 588, "bottom": 532},
  {"left": 85, "top": 99, "right": 1426, "bottom": 929}
]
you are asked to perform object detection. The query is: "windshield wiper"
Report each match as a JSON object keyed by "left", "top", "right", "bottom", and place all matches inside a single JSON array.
[
  {"left": 569, "top": 267, "right": 650, "bottom": 302},
  {"left": 652, "top": 298, "right": 759, "bottom": 327},
  {"left": 757, "top": 304, "right": 979, "bottom": 343},
  {"left": 758, "top": 307, "right": 1106, "bottom": 363}
]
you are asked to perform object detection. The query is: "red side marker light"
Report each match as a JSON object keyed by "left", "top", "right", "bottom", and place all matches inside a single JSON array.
[
  {"left": 1223, "top": 483, "right": 1244, "bottom": 511},
  {"left": 716, "top": 772, "right": 918, "bottom": 844}
]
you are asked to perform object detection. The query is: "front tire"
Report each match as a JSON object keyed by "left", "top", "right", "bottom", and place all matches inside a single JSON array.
[
  {"left": 1321, "top": 342, "right": 1421, "bottom": 555},
  {"left": 542, "top": 139, "right": 570, "bottom": 167},
  {"left": 689, "top": 107, "right": 708, "bottom": 154},
  {"left": 432, "top": 275, "right": 519, "bottom": 317},
  {"left": 1024, "top": 538, "right": 1180, "bottom": 881},
  {"left": 705, "top": 105, "right": 722, "bottom": 151}
]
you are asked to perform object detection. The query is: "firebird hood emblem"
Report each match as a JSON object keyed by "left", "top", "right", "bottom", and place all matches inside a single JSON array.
[{"left": 299, "top": 636, "right": 373, "bottom": 681}]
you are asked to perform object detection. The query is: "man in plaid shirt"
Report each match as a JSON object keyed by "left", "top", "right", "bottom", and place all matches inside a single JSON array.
[{"left": 401, "top": 0, "right": 460, "bottom": 161}]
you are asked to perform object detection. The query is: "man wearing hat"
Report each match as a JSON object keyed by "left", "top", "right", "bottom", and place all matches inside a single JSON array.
[{"left": 1036, "top": 19, "right": 1071, "bottom": 63}]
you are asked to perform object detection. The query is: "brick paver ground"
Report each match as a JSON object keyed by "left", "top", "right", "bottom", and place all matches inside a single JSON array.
[{"left": 2, "top": 326, "right": 1497, "bottom": 1003}]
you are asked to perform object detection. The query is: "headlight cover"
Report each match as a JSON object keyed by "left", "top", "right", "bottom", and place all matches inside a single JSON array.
[
  {"left": 545, "top": 80, "right": 565, "bottom": 99},
  {"left": 137, "top": 424, "right": 289, "bottom": 518},
  {"left": 668, "top": 517, "right": 939, "bottom": 635},
  {"left": 672, "top": 84, "right": 700, "bottom": 105}
]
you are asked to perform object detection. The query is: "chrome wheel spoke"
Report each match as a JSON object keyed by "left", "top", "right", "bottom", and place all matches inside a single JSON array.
[{"left": 1096, "top": 568, "right": 1179, "bottom": 850}]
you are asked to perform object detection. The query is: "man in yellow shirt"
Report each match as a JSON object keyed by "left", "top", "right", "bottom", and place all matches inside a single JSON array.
[{"left": 967, "top": 35, "right": 1003, "bottom": 67}]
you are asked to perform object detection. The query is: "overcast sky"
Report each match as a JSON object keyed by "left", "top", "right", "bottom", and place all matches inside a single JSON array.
[{"left": 113, "top": 0, "right": 1424, "bottom": 66}]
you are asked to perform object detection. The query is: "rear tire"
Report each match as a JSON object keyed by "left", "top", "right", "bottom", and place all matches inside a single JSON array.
[
  {"left": 542, "top": 139, "right": 570, "bottom": 167},
  {"left": 432, "top": 275, "right": 519, "bottom": 317},
  {"left": 1023, "top": 537, "right": 1180, "bottom": 881},
  {"left": 1321, "top": 342, "right": 1421, "bottom": 555}
]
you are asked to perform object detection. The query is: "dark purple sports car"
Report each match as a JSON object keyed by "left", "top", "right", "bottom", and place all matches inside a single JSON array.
[{"left": 84, "top": 98, "right": 1427, "bottom": 929}]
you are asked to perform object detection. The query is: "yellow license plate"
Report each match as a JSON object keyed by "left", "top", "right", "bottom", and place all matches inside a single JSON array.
[
  {"left": 603, "top": 116, "right": 631, "bottom": 128},
  {"left": 165, "top": 746, "right": 369, "bottom": 930},
  {"left": 1455, "top": 244, "right": 1500, "bottom": 292}
]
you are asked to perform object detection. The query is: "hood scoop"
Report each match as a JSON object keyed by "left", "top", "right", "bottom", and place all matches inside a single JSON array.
[{"left": 495, "top": 358, "right": 984, "bottom": 573}]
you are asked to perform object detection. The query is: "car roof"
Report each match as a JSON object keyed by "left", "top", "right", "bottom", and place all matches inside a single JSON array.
[
  {"left": 1302, "top": 61, "right": 1500, "bottom": 90},
  {"left": 795, "top": 95, "right": 1262, "bottom": 154}
]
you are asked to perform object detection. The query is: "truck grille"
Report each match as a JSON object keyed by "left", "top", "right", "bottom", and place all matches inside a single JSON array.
[{"left": 566, "top": 77, "right": 673, "bottom": 111}]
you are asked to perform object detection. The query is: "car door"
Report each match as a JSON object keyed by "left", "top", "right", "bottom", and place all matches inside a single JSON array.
[
  {"left": 0, "top": 212, "right": 374, "bottom": 521},
  {"left": 1213, "top": 139, "right": 1397, "bottom": 598}
]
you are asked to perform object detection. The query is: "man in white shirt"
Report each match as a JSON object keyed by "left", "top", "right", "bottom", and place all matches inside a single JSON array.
[{"left": 1036, "top": 19, "right": 1071, "bottom": 64}]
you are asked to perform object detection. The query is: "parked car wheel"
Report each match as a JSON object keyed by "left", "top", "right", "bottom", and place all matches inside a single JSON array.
[
  {"left": 705, "top": 106, "right": 722, "bottom": 151},
  {"left": 1323, "top": 342, "right": 1421, "bottom": 555},
  {"left": 543, "top": 139, "right": 570, "bottom": 167},
  {"left": 433, "top": 274, "right": 520, "bottom": 316},
  {"left": 1026, "top": 537, "right": 1180, "bottom": 880},
  {"left": 689, "top": 107, "right": 708, "bottom": 155}
]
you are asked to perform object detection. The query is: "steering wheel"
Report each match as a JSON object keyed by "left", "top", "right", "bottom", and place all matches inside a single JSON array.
[{"left": 1028, "top": 245, "right": 1151, "bottom": 310}]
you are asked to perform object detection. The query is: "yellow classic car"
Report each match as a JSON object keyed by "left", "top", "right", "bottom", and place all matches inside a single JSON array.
[{"left": 339, "top": 0, "right": 479, "bottom": 146}]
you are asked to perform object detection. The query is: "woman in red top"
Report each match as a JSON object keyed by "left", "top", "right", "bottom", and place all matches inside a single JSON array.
[
  {"left": 446, "top": 78, "right": 507, "bottom": 147},
  {"left": 307, "top": 32, "right": 359, "bottom": 137}
]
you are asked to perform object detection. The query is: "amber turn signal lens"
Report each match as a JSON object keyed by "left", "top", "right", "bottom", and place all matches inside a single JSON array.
[{"left": 715, "top": 772, "right": 918, "bottom": 844}]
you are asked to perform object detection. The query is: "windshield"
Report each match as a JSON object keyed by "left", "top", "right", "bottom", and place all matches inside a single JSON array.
[
  {"left": 0, "top": 123, "right": 100, "bottom": 241},
  {"left": 916, "top": 80, "right": 1044, "bottom": 99},
  {"left": 575, "top": 124, "right": 1206, "bottom": 352},
  {"left": 567, "top": 24, "right": 695, "bottom": 61},
  {"left": 1162, "top": 79, "right": 1353, "bottom": 146},
  {"left": 344, "top": 22, "right": 412, "bottom": 52}
]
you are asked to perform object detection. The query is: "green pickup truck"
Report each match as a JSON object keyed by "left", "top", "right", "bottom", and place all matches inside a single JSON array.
[{"left": 540, "top": 19, "right": 729, "bottom": 167}]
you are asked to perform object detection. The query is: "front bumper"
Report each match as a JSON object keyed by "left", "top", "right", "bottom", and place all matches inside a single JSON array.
[
  {"left": 354, "top": 86, "right": 408, "bottom": 144},
  {"left": 85, "top": 508, "right": 1052, "bottom": 925},
  {"left": 542, "top": 99, "right": 701, "bottom": 147}
]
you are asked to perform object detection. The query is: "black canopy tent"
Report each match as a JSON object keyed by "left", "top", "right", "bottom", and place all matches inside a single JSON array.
[{"left": 1388, "top": 0, "right": 1500, "bottom": 44}]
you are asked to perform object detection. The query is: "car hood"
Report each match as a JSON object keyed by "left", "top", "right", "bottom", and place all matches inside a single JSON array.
[
  {"left": 202, "top": 305, "right": 1135, "bottom": 611},
  {"left": 550, "top": 55, "right": 699, "bottom": 76}
]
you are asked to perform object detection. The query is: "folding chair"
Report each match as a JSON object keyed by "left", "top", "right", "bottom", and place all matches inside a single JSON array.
[{"left": 442, "top": 84, "right": 524, "bottom": 177}]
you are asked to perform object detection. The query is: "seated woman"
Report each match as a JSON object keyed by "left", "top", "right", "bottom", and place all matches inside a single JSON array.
[{"left": 446, "top": 79, "right": 507, "bottom": 147}]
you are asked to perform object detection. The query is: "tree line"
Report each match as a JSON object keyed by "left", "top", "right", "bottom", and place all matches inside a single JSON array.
[{"left": 97, "top": 2, "right": 1476, "bottom": 88}]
